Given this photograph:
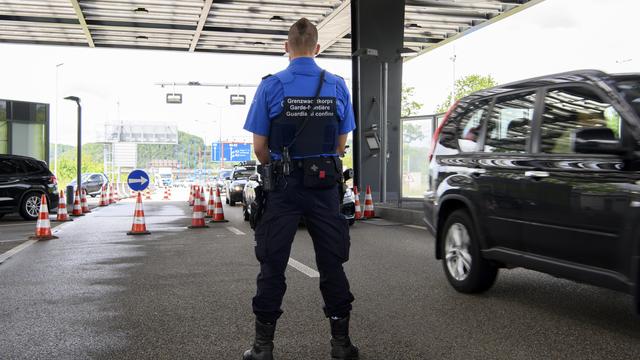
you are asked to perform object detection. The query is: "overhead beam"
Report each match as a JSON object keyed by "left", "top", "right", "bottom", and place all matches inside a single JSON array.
[
  {"left": 407, "top": 0, "right": 546, "bottom": 60},
  {"left": 68, "top": 0, "right": 95, "bottom": 47},
  {"left": 317, "top": 0, "right": 351, "bottom": 54},
  {"left": 190, "top": 0, "right": 215, "bottom": 52}
]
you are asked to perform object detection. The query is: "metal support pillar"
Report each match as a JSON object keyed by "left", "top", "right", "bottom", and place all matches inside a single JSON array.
[{"left": 351, "top": 0, "right": 405, "bottom": 203}]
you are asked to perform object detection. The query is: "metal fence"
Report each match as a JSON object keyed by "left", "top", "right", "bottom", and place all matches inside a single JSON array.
[{"left": 399, "top": 113, "right": 444, "bottom": 201}]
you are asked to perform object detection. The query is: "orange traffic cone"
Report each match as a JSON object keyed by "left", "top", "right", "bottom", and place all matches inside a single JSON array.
[
  {"left": 127, "top": 192, "right": 150, "bottom": 235},
  {"left": 363, "top": 185, "right": 375, "bottom": 219},
  {"left": 54, "top": 190, "right": 72, "bottom": 222},
  {"left": 107, "top": 184, "right": 114, "bottom": 204},
  {"left": 81, "top": 188, "right": 91, "bottom": 213},
  {"left": 353, "top": 186, "right": 362, "bottom": 220},
  {"left": 145, "top": 188, "right": 152, "bottom": 200},
  {"left": 206, "top": 187, "right": 215, "bottom": 218},
  {"left": 72, "top": 189, "right": 84, "bottom": 216},
  {"left": 188, "top": 192, "right": 208, "bottom": 228},
  {"left": 99, "top": 185, "right": 108, "bottom": 206},
  {"left": 210, "top": 188, "right": 229, "bottom": 223},
  {"left": 30, "top": 194, "right": 58, "bottom": 240},
  {"left": 162, "top": 187, "right": 169, "bottom": 200}
]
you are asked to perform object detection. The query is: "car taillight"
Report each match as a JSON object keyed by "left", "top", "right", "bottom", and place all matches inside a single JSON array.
[
  {"left": 50, "top": 175, "right": 58, "bottom": 185},
  {"left": 428, "top": 100, "right": 460, "bottom": 162}
]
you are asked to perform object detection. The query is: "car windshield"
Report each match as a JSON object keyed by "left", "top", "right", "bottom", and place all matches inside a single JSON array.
[
  {"left": 219, "top": 171, "right": 232, "bottom": 179},
  {"left": 233, "top": 169, "right": 254, "bottom": 179},
  {"left": 616, "top": 78, "right": 640, "bottom": 117}
]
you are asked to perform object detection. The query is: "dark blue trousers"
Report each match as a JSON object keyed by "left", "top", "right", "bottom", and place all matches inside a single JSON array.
[{"left": 252, "top": 170, "right": 354, "bottom": 323}]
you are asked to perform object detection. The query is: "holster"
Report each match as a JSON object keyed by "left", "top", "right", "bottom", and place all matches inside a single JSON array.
[{"left": 249, "top": 185, "right": 266, "bottom": 230}]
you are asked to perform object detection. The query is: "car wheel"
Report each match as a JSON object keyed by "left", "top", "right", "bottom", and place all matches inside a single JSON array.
[
  {"left": 441, "top": 209, "right": 497, "bottom": 293},
  {"left": 226, "top": 197, "right": 230, "bottom": 204},
  {"left": 243, "top": 206, "right": 250, "bottom": 221},
  {"left": 230, "top": 200, "right": 236, "bottom": 206},
  {"left": 348, "top": 218, "right": 355, "bottom": 226},
  {"left": 20, "top": 192, "right": 44, "bottom": 220}
]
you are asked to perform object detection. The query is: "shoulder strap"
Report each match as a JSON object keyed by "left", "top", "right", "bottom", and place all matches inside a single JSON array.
[{"left": 285, "top": 70, "right": 326, "bottom": 151}]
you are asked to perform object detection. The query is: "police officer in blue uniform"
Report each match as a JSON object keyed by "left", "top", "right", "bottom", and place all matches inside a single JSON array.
[{"left": 242, "top": 18, "right": 359, "bottom": 360}]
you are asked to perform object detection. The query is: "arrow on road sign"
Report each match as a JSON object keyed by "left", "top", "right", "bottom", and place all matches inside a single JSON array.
[{"left": 128, "top": 177, "right": 148, "bottom": 185}]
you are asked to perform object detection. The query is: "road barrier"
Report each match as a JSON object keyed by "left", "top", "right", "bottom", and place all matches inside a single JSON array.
[{"left": 30, "top": 194, "right": 58, "bottom": 240}]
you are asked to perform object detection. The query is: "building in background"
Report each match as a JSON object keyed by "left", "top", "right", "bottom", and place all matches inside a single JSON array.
[{"left": 0, "top": 99, "right": 49, "bottom": 162}]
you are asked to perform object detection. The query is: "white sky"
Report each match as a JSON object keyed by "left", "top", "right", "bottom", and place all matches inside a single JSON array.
[{"left": 0, "top": 0, "right": 638, "bottom": 146}]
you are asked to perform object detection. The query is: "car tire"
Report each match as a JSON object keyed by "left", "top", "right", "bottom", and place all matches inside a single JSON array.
[
  {"left": 243, "top": 206, "right": 250, "bottom": 221},
  {"left": 230, "top": 200, "right": 236, "bottom": 206},
  {"left": 226, "top": 196, "right": 229, "bottom": 204},
  {"left": 20, "top": 191, "right": 45, "bottom": 221},
  {"left": 441, "top": 209, "right": 497, "bottom": 294},
  {"left": 348, "top": 218, "right": 355, "bottom": 226}
]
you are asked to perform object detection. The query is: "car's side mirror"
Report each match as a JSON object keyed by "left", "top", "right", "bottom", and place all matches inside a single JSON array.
[
  {"left": 225, "top": 177, "right": 231, "bottom": 181},
  {"left": 343, "top": 168, "right": 354, "bottom": 181},
  {"left": 572, "top": 128, "right": 625, "bottom": 155},
  {"left": 249, "top": 174, "right": 259, "bottom": 181}
]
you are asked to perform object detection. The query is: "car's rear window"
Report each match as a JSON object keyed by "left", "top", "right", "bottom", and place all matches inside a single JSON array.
[
  {"left": 0, "top": 158, "right": 23, "bottom": 174},
  {"left": 615, "top": 79, "right": 640, "bottom": 117}
]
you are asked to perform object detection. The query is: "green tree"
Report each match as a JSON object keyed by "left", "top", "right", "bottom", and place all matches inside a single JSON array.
[
  {"left": 435, "top": 74, "right": 498, "bottom": 113},
  {"left": 402, "top": 86, "right": 423, "bottom": 117}
]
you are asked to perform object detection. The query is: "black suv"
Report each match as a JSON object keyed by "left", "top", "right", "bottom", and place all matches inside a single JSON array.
[
  {"left": 0, "top": 154, "right": 59, "bottom": 220},
  {"left": 425, "top": 70, "right": 640, "bottom": 312}
]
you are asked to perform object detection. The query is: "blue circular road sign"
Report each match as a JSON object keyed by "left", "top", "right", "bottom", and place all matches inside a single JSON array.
[{"left": 127, "top": 169, "right": 150, "bottom": 191}]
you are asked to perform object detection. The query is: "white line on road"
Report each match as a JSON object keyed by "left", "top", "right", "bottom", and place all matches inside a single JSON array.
[
  {"left": 404, "top": 224, "right": 427, "bottom": 231},
  {"left": 227, "top": 226, "right": 246, "bottom": 235},
  {"left": 288, "top": 258, "right": 319, "bottom": 278},
  {"left": 0, "top": 240, "right": 37, "bottom": 265},
  {"left": 0, "top": 222, "right": 34, "bottom": 227}
]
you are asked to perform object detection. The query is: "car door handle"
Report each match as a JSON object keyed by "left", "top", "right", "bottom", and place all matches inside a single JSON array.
[{"left": 524, "top": 171, "right": 550, "bottom": 178}]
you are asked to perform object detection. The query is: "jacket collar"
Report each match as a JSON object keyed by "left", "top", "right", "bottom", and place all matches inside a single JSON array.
[{"left": 287, "top": 57, "right": 321, "bottom": 75}]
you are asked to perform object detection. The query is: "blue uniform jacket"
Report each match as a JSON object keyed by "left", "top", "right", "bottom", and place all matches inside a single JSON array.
[{"left": 243, "top": 57, "right": 356, "bottom": 158}]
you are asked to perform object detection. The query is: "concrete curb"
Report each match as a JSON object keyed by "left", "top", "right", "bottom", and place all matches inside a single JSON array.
[{"left": 374, "top": 203, "right": 425, "bottom": 227}]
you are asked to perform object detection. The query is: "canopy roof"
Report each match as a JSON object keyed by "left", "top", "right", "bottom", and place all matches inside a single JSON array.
[{"left": 0, "top": 0, "right": 541, "bottom": 58}]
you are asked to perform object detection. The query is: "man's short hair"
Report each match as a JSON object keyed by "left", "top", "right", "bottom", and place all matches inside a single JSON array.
[{"left": 288, "top": 18, "right": 318, "bottom": 53}]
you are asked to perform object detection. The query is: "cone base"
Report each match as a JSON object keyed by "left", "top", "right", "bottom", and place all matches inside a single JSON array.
[
  {"left": 82, "top": 210, "right": 92, "bottom": 213},
  {"left": 53, "top": 218, "right": 73, "bottom": 222},
  {"left": 209, "top": 219, "right": 229, "bottom": 223},
  {"left": 188, "top": 224, "right": 209, "bottom": 229},
  {"left": 127, "top": 231, "right": 151, "bottom": 235},
  {"left": 29, "top": 235, "right": 59, "bottom": 240},
  {"left": 71, "top": 213, "right": 85, "bottom": 217}
]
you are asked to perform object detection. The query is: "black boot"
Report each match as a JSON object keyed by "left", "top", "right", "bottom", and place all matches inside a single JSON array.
[
  {"left": 243, "top": 319, "right": 276, "bottom": 360},
  {"left": 330, "top": 315, "right": 359, "bottom": 360}
]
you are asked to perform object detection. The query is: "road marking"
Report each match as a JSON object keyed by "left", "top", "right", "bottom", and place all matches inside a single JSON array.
[
  {"left": 0, "top": 239, "right": 28, "bottom": 243},
  {"left": 0, "top": 222, "right": 34, "bottom": 227},
  {"left": 227, "top": 226, "right": 246, "bottom": 235},
  {"left": 0, "top": 240, "right": 37, "bottom": 265},
  {"left": 288, "top": 258, "right": 319, "bottom": 278},
  {"left": 404, "top": 224, "right": 427, "bottom": 230}
]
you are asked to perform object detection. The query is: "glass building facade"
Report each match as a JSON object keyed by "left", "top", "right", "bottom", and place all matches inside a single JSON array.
[{"left": 0, "top": 99, "right": 49, "bottom": 163}]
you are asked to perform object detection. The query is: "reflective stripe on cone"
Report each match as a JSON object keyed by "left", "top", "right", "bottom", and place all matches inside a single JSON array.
[
  {"left": 72, "top": 189, "right": 84, "bottom": 216},
  {"left": 206, "top": 187, "right": 215, "bottom": 218}
]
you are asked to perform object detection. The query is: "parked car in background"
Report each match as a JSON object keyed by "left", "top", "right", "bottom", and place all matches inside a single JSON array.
[
  {"left": 216, "top": 169, "right": 232, "bottom": 192},
  {"left": 68, "top": 173, "right": 109, "bottom": 197},
  {"left": 226, "top": 166, "right": 256, "bottom": 206},
  {"left": 0, "top": 154, "right": 59, "bottom": 220},
  {"left": 425, "top": 70, "right": 640, "bottom": 312}
]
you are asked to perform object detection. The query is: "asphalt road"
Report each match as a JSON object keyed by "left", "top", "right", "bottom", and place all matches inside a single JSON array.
[{"left": 0, "top": 188, "right": 639, "bottom": 359}]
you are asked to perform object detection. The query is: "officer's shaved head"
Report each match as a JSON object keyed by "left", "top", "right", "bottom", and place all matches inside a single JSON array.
[{"left": 287, "top": 18, "right": 319, "bottom": 56}]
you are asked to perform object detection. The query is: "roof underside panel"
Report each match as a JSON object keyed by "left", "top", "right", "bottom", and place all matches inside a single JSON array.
[{"left": 0, "top": 0, "right": 540, "bottom": 58}]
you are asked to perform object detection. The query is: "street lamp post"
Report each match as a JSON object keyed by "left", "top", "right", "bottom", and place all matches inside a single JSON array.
[
  {"left": 54, "top": 63, "right": 64, "bottom": 175},
  {"left": 64, "top": 96, "right": 81, "bottom": 196}
]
